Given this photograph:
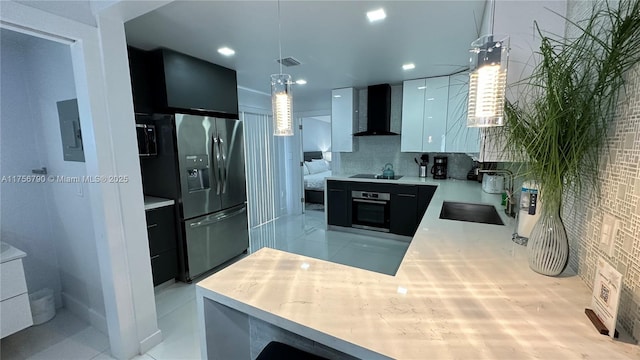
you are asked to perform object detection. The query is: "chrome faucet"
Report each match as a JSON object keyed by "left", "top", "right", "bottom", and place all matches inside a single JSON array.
[{"left": 478, "top": 169, "right": 516, "bottom": 218}]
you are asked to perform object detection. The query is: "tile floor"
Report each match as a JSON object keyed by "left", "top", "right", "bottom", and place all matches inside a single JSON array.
[{"left": 0, "top": 209, "right": 408, "bottom": 359}]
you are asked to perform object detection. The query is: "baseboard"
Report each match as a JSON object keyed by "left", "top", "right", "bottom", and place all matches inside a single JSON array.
[
  {"left": 61, "top": 292, "right": 89, "bottom": 322},
  {"left": 61, "top": 292, "right": 108, "bottom": 335},
  {"left": 89, "top": 308, "right": 108, "bottom": 335},
  {"left": 139, "top": 329, "right": 163, "bottom": 354}
]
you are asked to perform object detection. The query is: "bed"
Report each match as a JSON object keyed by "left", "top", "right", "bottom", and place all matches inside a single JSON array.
[{"left": 303, "top": 151, "right": 332, "bottom": 204}]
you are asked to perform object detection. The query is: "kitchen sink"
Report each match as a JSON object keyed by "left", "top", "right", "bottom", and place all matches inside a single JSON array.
[{"left": 439, "top": 201, "right": 504, "bottom": 225}]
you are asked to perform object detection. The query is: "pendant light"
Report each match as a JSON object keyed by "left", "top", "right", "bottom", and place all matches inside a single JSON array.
[
  {"left": 271, "top": 0, "right": 293, "bottom": 136},
  {"left": 467, "top": 0, "right": 509, "bottom": 127}
]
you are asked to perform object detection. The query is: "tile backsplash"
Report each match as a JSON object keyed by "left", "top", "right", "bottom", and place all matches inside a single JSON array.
[
  {"left": 562, "top": 0, "right": 640, "bottom": 341},
  {"left": 337, "top": 136, "right": 475, "bottom": 179},
  {"left": 337, "top": 86, "right": 475, "bottom": 179}
]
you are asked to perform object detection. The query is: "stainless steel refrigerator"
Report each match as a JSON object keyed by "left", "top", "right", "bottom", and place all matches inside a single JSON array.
[{"left": 140, "top": 113, "right": 249, "bottom": 282}]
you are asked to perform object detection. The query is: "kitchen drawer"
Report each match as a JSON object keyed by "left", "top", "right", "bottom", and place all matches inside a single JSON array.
[
  {"left": 1, "top": 293, "right": 33, "bottom": 338},
  {"left": 151, "top": 249, "right": 177, "bottom": 286},
  {"left": 1, "top": 259, "right": 28, "bottom": 301},
  {"left": 391, "top": 184, "right": 417, "bottom": 196},
  {"left": 349, "top": 182, "right": 417, "bottom": 196},
  {"left": 348, "top": 182, "right": 391, "bottom": 194},
  {"left": 145, "top": 205, "right": 177, "bottom": 256}
]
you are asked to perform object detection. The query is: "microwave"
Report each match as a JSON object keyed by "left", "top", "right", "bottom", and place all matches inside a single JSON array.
[{"left": 136, "top": 124, "right": 157, "bottom": 157}]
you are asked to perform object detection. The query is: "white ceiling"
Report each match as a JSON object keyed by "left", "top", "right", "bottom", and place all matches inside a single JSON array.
[
  {"left": 15, "top": 0, "right": 98, "bottom": 26},
  {"left": 125, "top": 1, "right": 487, "bottom": 112}
]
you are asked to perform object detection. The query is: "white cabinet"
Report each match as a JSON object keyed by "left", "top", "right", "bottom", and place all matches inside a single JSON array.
[
  {"left": 445, "top": 73, "right": 479, "bottom": 153},
  {"left": 424, "top": 77, "right": 449, "bottom": 152},
  {"left": 401, "top": 76, "right": 449, "bottom": 152},
  {"left": 400, "top": 79, "right": 426, "bottom": 152},
  {"left": 331, "top": 88, "right": 358, "bottom": 152},
  {"left": 1, "top": 257, "right": 33, "bottom": 338}
]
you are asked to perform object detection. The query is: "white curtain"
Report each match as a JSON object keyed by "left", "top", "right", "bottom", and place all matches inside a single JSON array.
[{"left": 242, "top": 112, "right": 302, "bottom": 228}]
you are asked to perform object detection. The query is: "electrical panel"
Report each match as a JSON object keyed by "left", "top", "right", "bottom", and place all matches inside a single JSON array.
[{"left": 56, "top": 99, "right": 85, "bottom": 162}]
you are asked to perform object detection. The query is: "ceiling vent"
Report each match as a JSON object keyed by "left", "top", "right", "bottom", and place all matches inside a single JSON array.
[{"left": 276, "top": 57, "right": 301, "bottom": 67}]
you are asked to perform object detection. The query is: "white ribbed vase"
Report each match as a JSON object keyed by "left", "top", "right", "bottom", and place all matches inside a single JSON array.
[{"left": 527, "top": 206, "right": 569, "bottom": 276}]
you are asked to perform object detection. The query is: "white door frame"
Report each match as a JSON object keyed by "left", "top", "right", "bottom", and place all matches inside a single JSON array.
[{"left": 0, "top": 1, "right": 172, "bottom": 358}]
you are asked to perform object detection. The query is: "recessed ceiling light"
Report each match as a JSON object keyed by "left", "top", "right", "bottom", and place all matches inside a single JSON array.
[
  {"left": 217, "top": 47, "right": 235, "bottom": 56},
  {"left": 333, "top": 95, "right": 342, "bottom": 98},
  {"left": 403, "top": 63, "right": 415, "bottom": 70},
  {"left": 417, "top": 86, "right": 427, "bottom": 90},
  {"left": 295, "top": 79, "right": 307, "bottom": 85},
  {"left": 367, "top": 8, "right": 386, "bottom": 22}
]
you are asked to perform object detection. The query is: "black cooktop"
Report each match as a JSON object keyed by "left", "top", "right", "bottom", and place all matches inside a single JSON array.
[{"left": 349, "top": 174, "right": 403, "bottom": 180}]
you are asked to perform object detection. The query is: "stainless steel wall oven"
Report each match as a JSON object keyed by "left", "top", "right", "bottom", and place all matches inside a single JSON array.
[{"left": 351, "top": 191, "right": 391, "bottom": 232}]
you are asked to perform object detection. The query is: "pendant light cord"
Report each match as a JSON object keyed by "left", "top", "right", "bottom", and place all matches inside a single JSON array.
[
  {"left": 490, "top": 0, "right": 495, "bottom": 37},
  {"left": 277, "top": 0, "right": 283, "bottom": 75}
]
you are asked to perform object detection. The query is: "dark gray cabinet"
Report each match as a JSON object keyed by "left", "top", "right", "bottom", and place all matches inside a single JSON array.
[
  {"left": 390, "top": 186, "right": 418, "bottom": 236},
  {"left": 417, "top": 185, "right": 437, "bottom": 223},
  {"left": 146, "top": 205, "right": 178, "bottom": 286},
  {"left": 327, "top": 180, "right": 437, "bottom": 237},
  {"left": 127, "top": 47, "right": 239, "bottom": 117},
  {"left": 327, "top": 180, "right": 350, "bottom": 227},
  {"left": 153, "top": 48, "right": 238, "bottom": 116},
  {"left": 127, "top": 47, "right": 155, "bottom": 114}
]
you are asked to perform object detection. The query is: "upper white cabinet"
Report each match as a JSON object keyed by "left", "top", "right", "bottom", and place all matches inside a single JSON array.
[
  {"left": 424, "top": 77, "right": 449, "bottom": 152},
  {"left": 400, "top": 79, "right": 426, "bottom": 152},
  {"left": 401, "top": 76, "right": 449, "bottom": 152},
  {"left": 331, "top": 88, "right": 358, "bottom": 152},
  {"left": 445, "top": 73, "right": 479, "bottom": 153}
]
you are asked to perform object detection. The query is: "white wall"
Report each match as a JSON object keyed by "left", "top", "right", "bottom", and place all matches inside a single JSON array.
[
  {"left": 494, "top": 0, "right": 567, "bottom": 101},
  {"left": 238, "top": 86, "right": 271, "bottom": 114},
  {"left": 26, "top": 32, "right": 106, "bottom": 330},
  {"left": 478, "top": 0, "right": 567, "bottom": 162},
  {"left": 302, "top": 117, "right": 331, "bottom": 152},
  {"left": 2, "top": 2, "right": 167, "bottom": 358},
  {"left": 0, "top": 29, "right": 107, "bottom": 331},
  {"left": 0, "top": 31, "right": 64, "bottom": 307}
]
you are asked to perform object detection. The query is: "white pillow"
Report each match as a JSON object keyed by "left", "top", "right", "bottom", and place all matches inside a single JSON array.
[
  {"left": 303, "top": 163, "right": 310, "bottom": 175},
  {"left": 311, "top": 158, "right": 331, "bottom": 170},
  {"left": 305, "top": 160, "right": 328, "bottom": 174}
]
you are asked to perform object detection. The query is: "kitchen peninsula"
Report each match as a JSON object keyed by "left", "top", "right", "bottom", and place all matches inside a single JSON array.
[{"left": 196, "top": 180, "right": 639, "bottom": 359}]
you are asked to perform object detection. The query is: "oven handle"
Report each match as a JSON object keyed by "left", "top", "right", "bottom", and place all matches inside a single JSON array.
[{"left": 353, "top": 198, "right": 387, "bottom": 205}]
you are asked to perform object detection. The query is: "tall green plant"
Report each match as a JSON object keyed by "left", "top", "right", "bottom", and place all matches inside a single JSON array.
[{"left": 503, "top": 0, "right": 640, "bottom": 212}]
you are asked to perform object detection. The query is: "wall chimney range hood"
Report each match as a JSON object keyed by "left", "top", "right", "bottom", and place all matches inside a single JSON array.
[{"left": 354, "top": 84, "right": 398, "bottom": 136}]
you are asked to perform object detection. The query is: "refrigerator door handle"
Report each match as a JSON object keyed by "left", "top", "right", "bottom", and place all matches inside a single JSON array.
[
  {"left": 189, "top": 206, "right": 246, "bottom": 228},
  {"left": 219, "top": 137, "right": 228, "bottom": 194},
  {"left": 212, "top": 136, "right": 221, "bottom": 195}
]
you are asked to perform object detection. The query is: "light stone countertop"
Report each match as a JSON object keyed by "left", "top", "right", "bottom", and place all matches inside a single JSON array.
[
  {"left": 0, "top": 242, "right": 27, "bottom": 264},
  {"left": 197, "top": 180, "right": 640, "bottom": 359},
  {"left": 327, "top": 174, "right": 444, "bottom": 186},
  {"left": 144, "top": 196, "right": 175, "bottom": 211}
]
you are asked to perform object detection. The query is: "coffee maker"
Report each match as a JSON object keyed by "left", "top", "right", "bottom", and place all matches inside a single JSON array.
[{"left": 431, "top": 156, "right": 448, "bottom": 179}]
